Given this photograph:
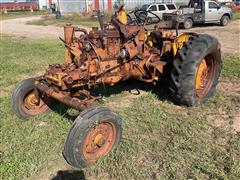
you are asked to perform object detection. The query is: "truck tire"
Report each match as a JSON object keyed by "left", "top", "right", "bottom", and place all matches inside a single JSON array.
[
  {"left": 220, "top": 15, "right": 229, "bottom": 26},
  {"left": 169, "top": 34, "right": 221, "bottom": 106},
  {"left": 63, "top": 107, "right": 122, "bottom": 168},
  {"left": 183, "top": 18, "right": 193, "bottom": 29},
  {"left": 11, "top": 78, "right": 55, "bottom": 120}
]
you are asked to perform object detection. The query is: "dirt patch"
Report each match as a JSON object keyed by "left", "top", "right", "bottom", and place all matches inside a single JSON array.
[
  {"left": 208, "top": 80, "right": 240, "bottom": 134},
  {"left": 1, "top": 16, "right": 62, "bottom": 39},
  {"left": 106, "top": 90, "right": 147, "bottom": 109},
  {"left": 217, "top": 80, "right": 240, "bottom": 97},
  {"left": 207, "top": 109, "right": 240, "bottom": 134},
  {"left": 0, "top": 16, "right": 90, "bottom": 39},
  {"left": 180, "top": 20, "right": 240, "bottom": 55}
]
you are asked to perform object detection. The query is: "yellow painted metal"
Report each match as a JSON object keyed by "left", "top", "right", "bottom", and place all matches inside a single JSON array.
[
  {"left": 195, "top": 59, "right": 208, "bottom": 90},
  {"left": 118, "top": 8, "right": 127, "bottom": 25},
  {"left": 94, "top": 134, "right": 104, "bottom": 145},
  {"left": 26, "top": 91, "right": 37, "bottom": 106},
  {"left": 173, "top": 33, "right": 190, "bottom": 56},
  {"left": 145, "top": 31, "right": 153, "bottom": 47},
  {"left": 65, "top": 47, "right": 82, "bottom": 64},
  {"left": 65, "top": 50, "right": 72, "bottom": 64}
]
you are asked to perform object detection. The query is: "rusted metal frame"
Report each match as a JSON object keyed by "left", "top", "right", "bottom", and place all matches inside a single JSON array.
[
  {"left": 74, "top": 27, "right": 88, "bottom": 35},
  {"left": 88, "top": 41, "right": 106, "bottom": 86},
  {"left": 144, "top": 53, "right": 168, "bottom": 83},
  {"left": 131, "top": 59, "right": 155, "bottom": 83},
  {"left": 63, "top": 25, "right": 87, "bottom": 64},
  {"left": 71, "top": 89, "right": 102, "bottom": 102},
  {"left": 133, "top": 60, "right": 147, "bottom": 77},
  {"left": 35, "top": 82, "right": 94, "bottom": 111},
  {"left": 60, "top": 37, "right": 82, "bottom": 58},
  {"left": 38, "top": 14, "right": 183, "bottom": 109},
  {"left": 136, "top": 53, "right": 159, "bottom": 83},
  {"left": 64, "top": 25, "right": 75, "bottom": 64},
  {"left": 95, "top": 59, "right": 129, "bottom": 79}
]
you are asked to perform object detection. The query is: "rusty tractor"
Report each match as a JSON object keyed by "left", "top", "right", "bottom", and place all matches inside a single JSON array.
[{"left": 12, "top": 7, "right": 221, "bottom": 168}]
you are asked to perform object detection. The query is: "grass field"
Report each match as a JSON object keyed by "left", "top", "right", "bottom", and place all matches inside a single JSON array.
[
  {"left": 0, "top": 37, "right": 240, "bottom": 179},
  {"left": 26, "top": 13, "right": 111, "bottom": 27},
  {"left": 233, "top": 10, "right": 240, "bottom": 20},
  {"left": 0, "top": 11, "right": 47, "bottom": 20}
]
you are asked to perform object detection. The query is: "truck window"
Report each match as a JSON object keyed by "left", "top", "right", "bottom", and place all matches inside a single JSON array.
[
  {"left": 158, "top": 5, "right": 166, "bottom": 11},
  {"left": 141, "top": 4, "right": 150, "bottom": 11},
  {"left": 208, "top": 2, "right": 219, "bottom": 9},
  {"left": 149, "top": 5, "right": 157, "bottom": 11},
  {"left": 166, "top": 4, "right": 176, "bottom": 10}
]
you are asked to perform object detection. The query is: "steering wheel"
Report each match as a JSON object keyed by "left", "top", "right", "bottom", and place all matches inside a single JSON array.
[{"left": 131, "top": 9, "right": 160, "bottom": 25}]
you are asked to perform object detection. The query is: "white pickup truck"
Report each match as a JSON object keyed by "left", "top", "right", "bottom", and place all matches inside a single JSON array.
[{"left": 163, "top": 0, "right": 232, "bottom": 29}]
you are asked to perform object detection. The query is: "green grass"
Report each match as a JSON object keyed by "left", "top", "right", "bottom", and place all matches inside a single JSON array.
[
  {"left": 222, "top": 55, "right": 240, "bottom": 78},
  {"left": 0, "top": 11, "right": 48, "bottom": 20},
  {"left": 0, "top": 36, "right": 65, "bottom": 90},
  {"left": 27, "top": 13, "right": 112, "bottom": 28},
  {"left": 232, "top": 10, "right": 240, "bottom": 20},
  {"left": 0, "top": 37, "right": 240, "bottom": 179}
]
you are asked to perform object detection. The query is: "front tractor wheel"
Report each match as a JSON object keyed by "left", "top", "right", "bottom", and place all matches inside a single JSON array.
[
  {"left": 170, "top": 34, "right": 221, "bottom": 106},
  {"left": 63, "top": 107, "right": 122, "bottom": 168},
  {"left": 12, "top": 78, "right": 54, "bottom": 119}
]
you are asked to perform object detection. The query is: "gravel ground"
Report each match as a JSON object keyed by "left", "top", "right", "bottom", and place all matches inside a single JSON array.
[{"left": 180, "top": 20, "right": 240, "bottom": 55}]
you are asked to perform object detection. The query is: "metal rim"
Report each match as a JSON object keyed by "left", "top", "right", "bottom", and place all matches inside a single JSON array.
[
  {"left": 22, "top": 89, "right": 49, "bottom": 116},
  {"left": 185, "top": 19, "right": 192, "bottom": 29},
  {"left": 195, "top": 55, "right": 216, "bottom": 99},
  {"left": 83, "top": 121, "right": 117, "bottom": 162},
  {"left": 222, "top": 17, "right": 228, "bottom": 26}
]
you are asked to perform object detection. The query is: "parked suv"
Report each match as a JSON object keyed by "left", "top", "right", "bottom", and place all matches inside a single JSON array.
[
  {"left": 140, "top": 3, "right": 178, "bottom": 19},
  {"left": 127, "top": 2, "right": 178, "bottom": 24}
]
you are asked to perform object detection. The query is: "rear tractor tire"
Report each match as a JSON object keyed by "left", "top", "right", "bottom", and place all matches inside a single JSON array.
[
  {"left": 11, "top": 78, "right": 55, "bottom": 120},
  {"left": 170, "top": 34, "right": 222, "bottom": 106},
  {"left": 63, "top": 106, "right": 122, "bottom": 168}
]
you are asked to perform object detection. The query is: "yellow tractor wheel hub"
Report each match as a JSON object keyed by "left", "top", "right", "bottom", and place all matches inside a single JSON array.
[
  {"left": 94, "top": 134, "right": 104, "bottom": 146},
  {"left": 195, "top": 59, "right": 208, "bottom": 90}
]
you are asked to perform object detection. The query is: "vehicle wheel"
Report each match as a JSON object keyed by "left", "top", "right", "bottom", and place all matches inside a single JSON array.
[
  {"left": 12, "top": 78, "right": 54, "bottom": 120},
  {"left": 138, "top": 12, "right": 148, "bottom": 23},
  {"left": 170, "top": 34, "right": 221, "bottom": 106},
  {"left": 63, "top": 106, "right": 122, "bottom": 168},
  {"left": 183, "top": 18, "right": 193, "bottom": 29},
  {"left": 220, "top": 15, "right": 229, "bottom": 26}
]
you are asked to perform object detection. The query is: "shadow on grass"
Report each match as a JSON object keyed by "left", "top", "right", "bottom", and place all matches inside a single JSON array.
[
  {"left": 51, "top": 170, "right": 85, "bottom": 180},
  {"left": 51, "top": 78, "right": 172, "bottom": 121}
]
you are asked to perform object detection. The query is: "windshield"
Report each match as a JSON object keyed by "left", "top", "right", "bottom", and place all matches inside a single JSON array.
[{"left": 140, "top": 4, "right": 150, "bottom": 11}]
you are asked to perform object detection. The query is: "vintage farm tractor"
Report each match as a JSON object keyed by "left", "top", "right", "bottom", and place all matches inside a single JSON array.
[{"left": 12, "top": 7, "right": 221, "bottom": 168}]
